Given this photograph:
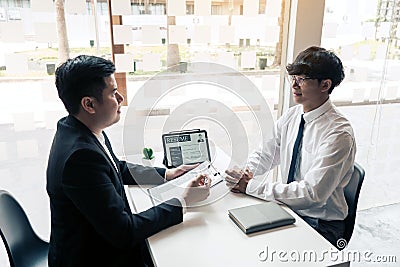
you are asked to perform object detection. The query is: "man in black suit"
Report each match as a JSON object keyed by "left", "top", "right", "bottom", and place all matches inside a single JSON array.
[{"left": 46, "top": 55, "right": 210, "bottom": 267}]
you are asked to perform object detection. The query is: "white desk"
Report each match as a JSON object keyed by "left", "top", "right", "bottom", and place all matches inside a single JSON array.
[
  {"left": 128, "top": 183, "right": 349, "bottom": 267},
  {"left": 126, "top": 148, "right": 349, "bottom": 266}
]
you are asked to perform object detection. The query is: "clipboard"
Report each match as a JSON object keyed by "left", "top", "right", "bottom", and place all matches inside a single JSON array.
[
  {"left": 147, "top": 161, "right": 223, "bottom": 206},
  {"left": 162, "top": 129, "right": 211, "bottom": 168}
]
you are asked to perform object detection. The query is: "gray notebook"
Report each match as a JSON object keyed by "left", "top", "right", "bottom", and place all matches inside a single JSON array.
[{"left": 228, "top": 202, "right": 296, "bottom": 234}]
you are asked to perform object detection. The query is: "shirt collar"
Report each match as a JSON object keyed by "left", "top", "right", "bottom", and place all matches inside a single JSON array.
[
  {"left": 303, "top": 98, "right": 333, "bottom": 123},
  {"left": 92, "top": 131, "right": 105, "bottom": 145}
]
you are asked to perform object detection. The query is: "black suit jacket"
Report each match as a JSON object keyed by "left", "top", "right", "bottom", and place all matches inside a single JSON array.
[{"left": 46, "top": 116, "right": 183, "bottom": 267}]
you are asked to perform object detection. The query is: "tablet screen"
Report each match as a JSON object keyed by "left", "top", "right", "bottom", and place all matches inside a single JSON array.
[{"left": 162, "top": 130, "right": 211, "bottom": 168}]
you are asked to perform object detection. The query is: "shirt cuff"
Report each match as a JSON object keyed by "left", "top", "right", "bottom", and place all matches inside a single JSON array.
[
  {"left": 176, "top": 196, "right": 187, "bottom": 214},
  {"left": 246, "top": 178, "right": 262, "bottom": 197},
  {"left": 163, "top": 169, "right": 168, "bottom": 182}
]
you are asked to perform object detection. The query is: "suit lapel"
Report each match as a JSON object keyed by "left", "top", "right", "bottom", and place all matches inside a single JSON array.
[
  {"left": 103, "top": 133, "right": 122, "bottom": 174},
  {"left": 91, "top": 133, "right": 121, "bottom": 178}
]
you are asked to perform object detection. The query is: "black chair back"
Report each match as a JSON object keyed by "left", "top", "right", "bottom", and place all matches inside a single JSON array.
[
  {"left": 0, "top": 190, "right": 49, "bottom": 267},
  {"left": 343, "top": 163, "right": 365, "bottom": 243}
]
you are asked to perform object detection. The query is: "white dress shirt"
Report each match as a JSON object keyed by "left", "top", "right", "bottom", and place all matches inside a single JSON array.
[
  {"left": 92, "top": 132, "right": 119, "bottom": 173},
  {"left": 246, "top": 99, "right": 356, "bottom": 220}
]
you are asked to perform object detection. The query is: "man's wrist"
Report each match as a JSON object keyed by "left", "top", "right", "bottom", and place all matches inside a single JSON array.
[
  {"left": 164, "top": 169, "right": 171, "bottom": 181},
  {"left": 239, "top": 178, "right": 248, "bottom": 193}
]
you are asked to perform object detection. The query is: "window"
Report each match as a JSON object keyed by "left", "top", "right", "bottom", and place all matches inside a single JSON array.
[
  {"left": 321, "top": 0, "right": 400, "bottom": 209},
  {"left": 98, "top": 2, "right": 108, "bottom": 15},
  {"left": 186, "top": 4, "right": 194, "bottom": 15},
  {"left": 150, "top": 3, "right": 165, "bottom": 15},
  {"left": 131, "top": 3, "right": 145, "bottom": 15},
  {"left": 211, "top": 5, "right": 222, "bottom": 15},
  {"left": 7, "top": 6, "right": 20, "bottom": 20}
]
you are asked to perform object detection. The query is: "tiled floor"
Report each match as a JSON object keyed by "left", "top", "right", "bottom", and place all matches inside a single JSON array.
[{"left": 1, "top": 80, "right": 399, "bottom": 266}]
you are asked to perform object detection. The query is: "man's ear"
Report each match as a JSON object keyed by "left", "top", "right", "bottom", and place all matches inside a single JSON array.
[
  {"left": 320, "top": 79, "right": 332, "bottom": 93},
  {"left": 81, "top": 96, "right": 96, "bottom": 114}
]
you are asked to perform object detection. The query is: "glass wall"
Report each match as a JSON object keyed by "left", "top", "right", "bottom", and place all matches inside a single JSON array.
[
  {"left": 0, "top": 3, "right": 286, "bottom": 265},
  {"left": 114, "top": 0, "right": 286, "bottom": 158},
  {"left": 321, "top": 0, "right": 400, "bottom": 209}
]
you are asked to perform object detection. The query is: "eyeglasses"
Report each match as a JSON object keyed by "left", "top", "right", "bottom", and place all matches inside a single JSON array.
[{"left": 287, "top": 75, "right": 313, "bottom": 86}]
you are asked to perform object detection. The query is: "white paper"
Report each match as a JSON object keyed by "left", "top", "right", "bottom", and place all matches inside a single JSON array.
[
  {"left": 31, "top": 0, "right": 54, "bottom": 12},
  {"left": 142, "top": 53, "right": 161, "bottom": 72},
  {"left": 148, "top": 161, "right": 223, "bottom": 206},
  {"left": 142, "top": 25, "right": 161, "bottom": 45},
  {"left": 0, "top": 22, "right": 24, "bottom": 42},
  {"left": 34, "top": 23, "right": 58, "bottom": 43},
  {"left": 241, "top": 51, "right": 256, "bottom": 69},
  {"left": 265, "top": 0, "right": 281, "bottom": 17},
  {"left": 243, "top": 0, "right": 259, "bottom": 17},
  {"left": 218, "top": 25, "right": 235, "bottom": 44},
  {"left": 65, "top": 0, "right": 86, "bottom": 14},
  {"left": 168, "top": 25, "right": 186, "bottom": 44},
  {"left": 113, "top": 25, "right": 133, "bottom": 44},
  {"left": 114, "top": 54, "right": 135, "bottom": 73},
  {"left": 111, "top": 0, "right": 131, "bottom": 15},
  {"left": 167, "top": 0, "right": 186, "bottom": 16},
  {"left": 195, "top": 0, "right": 211, "bottom": 16},
  {"left": 193, "top": 25, "right": 211, "bottom": 44}
]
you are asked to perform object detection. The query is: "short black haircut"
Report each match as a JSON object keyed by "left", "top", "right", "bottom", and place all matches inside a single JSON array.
[
  {"left": 55, "top": 55, "right": 116, "bottom": 115},
  {"left": 286, "top": 46, "right": 345, "bottom": 94}
]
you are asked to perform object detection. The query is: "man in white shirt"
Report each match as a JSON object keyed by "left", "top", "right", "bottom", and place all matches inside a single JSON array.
[{"left": 225, "top": 46, "right": 356, "bottom": 248}]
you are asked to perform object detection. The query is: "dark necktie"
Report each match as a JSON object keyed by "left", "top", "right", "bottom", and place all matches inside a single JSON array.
[{"left": 287, "top": 114, "right": 305, "bottom": 183}]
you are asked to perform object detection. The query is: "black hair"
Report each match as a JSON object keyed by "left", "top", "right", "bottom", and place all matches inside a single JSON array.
[
  {"left": 286, "top": 46, "right": 345, "bottom": 94},
  {"left": 55, "top": 55, "right": 116, "bottom": 115}
]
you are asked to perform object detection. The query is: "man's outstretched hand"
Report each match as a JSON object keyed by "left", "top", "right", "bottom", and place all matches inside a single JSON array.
[{"left": 225, "top": 167, "right": 253, "bottom": 193}]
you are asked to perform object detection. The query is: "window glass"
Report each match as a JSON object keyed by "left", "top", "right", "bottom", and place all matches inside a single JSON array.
[
  {"left": 321, "top": 0, "right": 400, "bottom": 208},
  {"left": 0, "top": 1, "right": 286, "bottom": 251}
]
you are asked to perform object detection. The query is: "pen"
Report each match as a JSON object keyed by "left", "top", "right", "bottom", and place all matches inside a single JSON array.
[{"left": 210, "top": 179, "right": 223, "bottom": 188}]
